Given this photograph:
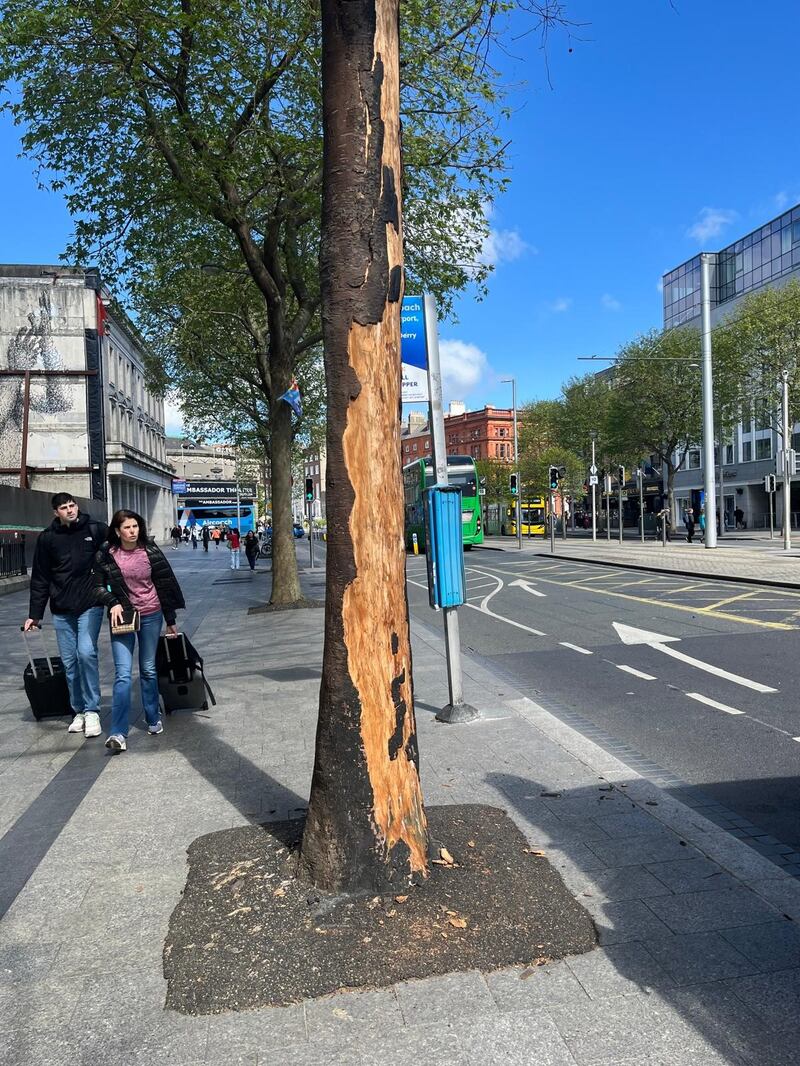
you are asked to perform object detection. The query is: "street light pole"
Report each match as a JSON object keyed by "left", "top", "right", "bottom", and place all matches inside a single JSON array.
[
  {"left": 781, "top": 370, "right": 792, "bottom": 550},
  {"left": 700, "top": 253, "right": 718, "bottom": 549},
  {"left": 590, "top": 432, "right": 597, "bottom": 542},
  {"left": 501, "top": 377, "right": 521, "bottom": 551}
]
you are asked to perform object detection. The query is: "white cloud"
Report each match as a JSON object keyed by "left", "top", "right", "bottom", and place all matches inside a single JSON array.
[
  {"left": 601, "top": 293, "right": 622, "bottom": 311},
  {"left": 480, "top": 227, "right": 531, "bottom": 267},
  {"left": 774, "top": 191, "right": 791, "bottom": 212},
  {"left": 550, "top": 297, "right": 572, "bottom": 313},
  {"left": 438, "top": 339, "right": 490, "bottom": 400},
  {"left": 686, "top": 207, "right": 737, "bottom": 244},
  {"left": 163, "top": 395, "right": 184, "bottom": 436}
]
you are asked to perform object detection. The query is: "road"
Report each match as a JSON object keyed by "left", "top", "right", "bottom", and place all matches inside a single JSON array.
[{"left": 404, "top": 547, "right": 800, "bottom": 869}]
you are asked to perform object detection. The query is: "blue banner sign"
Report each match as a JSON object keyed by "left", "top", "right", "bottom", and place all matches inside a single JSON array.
[{"left": 401, "top": 295, "right": 429, "bottom": 402}]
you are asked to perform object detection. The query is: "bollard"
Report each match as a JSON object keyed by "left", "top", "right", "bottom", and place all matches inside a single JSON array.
[{"left": 412, "top": 532, "right": 419, "bottom": 555}]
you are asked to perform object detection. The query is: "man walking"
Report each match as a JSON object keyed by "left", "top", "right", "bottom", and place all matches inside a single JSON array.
[
  {"left": 170, "top": 524, "right": 181, "bottom": 549},
  {"left": 201, "top": 525, "right": 210, "bottom": 552},
  {"left": 684, "top": 507, "right": 695, "bottom": 543},
  {"left": 23, "top": 493, "right": 107, "bottom": 737}
]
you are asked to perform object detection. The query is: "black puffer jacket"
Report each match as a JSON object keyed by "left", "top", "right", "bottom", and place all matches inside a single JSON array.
[
  {"left": 29, "top": 512, "right": 108, "bottom": 619},
  {"left": 94, "top": 541, "right": 185, "bottom": 626}
]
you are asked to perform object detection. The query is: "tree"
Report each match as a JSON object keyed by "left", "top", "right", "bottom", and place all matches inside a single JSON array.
[
  {"left": 299, "top": 0, "right": 428, "bottom": 894},
  {"left": 720, "top": 279, "right": 800, "bottom": 432},
  {"left": 558, "top": 373, "right": 613, "bottom": 463},
  {"left": 605, "top": 328, "right": 703, "bottom": 514}
]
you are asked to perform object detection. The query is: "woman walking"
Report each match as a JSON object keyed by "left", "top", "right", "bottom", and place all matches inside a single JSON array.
[
  {"left": 244, "top": 530, "right": 258, "bottom": 571},
  {"left": 94, "top": 510, "right": 185, "bottom": 754},
  {"left": 229, "top": 527, "right": 241, "bottom": 570}
]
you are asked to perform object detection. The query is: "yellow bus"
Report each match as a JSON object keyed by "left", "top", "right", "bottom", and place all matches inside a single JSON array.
[{"left": 503, "top": 497, "right": 546, "bottom": 537}]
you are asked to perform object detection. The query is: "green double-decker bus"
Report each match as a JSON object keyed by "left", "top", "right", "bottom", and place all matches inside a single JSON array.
[{"left": 402, "top": 454, "right": 484, "bottom": 551}]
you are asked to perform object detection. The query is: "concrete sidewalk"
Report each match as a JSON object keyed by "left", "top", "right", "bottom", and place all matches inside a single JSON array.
[
  {"left": 480, "top": 534, "right": 800, "bottom": 589},
  {"left": 1, "top": 549, "right": 799, "bottom": 1064}
]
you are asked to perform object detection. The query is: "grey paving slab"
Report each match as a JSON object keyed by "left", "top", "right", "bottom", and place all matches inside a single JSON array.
[
  {"left": 394, "top": 971, "right": 497, "bottom": 1027},
  {"left": 560, "top": 864, "right": 672, "bottom": 903},
  {"left": 305, "top": 988, "right": 403, "bottom": 1039},
  {"left": 565, "top": 942, "right": 674, "bottom": 1000},
  {"left": 644, "top": 856, "right": 739, "bottom": 894},
  {"left": 642, "top": 931, "right": 757, "bottom": 986},
  {"left": 459, "top": 1010, "right": 578, "bottom": 1066},
  {"left": 724, "top": 967, "right": 800, "bottom": 1032},
  {"left": 485, "top": 960, "right": 589, "bottom": 1012},
  {"left": 0, "top": 977, "right": 80, "bottom": 1030},
  {"left": 644, "top": 886, "right": 782, "bottom": 934},
  {"left": 720, "top": 920, "right": 800, "bottom": 972},
  {"left": 582, "top": 898, "right": 675, "bottom": 946},
  {"left": 0, "top": 941, "right": 60, "bottom": 985},
  {"left": 205, "top": 1004, "right": 307, "bottom": 1058}
]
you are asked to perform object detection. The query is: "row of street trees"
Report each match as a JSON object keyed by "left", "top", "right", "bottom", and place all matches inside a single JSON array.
[{"left": 510, "top": 279, "right": 800, "bottom": 517}]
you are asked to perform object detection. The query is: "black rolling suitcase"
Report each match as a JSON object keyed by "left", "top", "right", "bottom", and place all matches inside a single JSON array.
[
  {"left": 156, "top": 633, "right": 216, "bottom": 714},
  {"left": 21, "top": 626, "right": 72, "bottom": 721}
]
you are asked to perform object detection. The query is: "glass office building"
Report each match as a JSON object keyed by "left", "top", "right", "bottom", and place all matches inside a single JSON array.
[
  {"left": 663, "top": 205, "right": 800, "bottom": 329},
  {"left": 662, "top": 204, "right": 800, "bottom": 531}
]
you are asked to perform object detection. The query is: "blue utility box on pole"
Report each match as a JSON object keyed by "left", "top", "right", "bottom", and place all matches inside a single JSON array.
[{"left": 424, "top": 485, "right": 466, "bottom": 609}]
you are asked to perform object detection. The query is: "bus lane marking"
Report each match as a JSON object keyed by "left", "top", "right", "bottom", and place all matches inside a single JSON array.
[
  {"left": 698, "top": 591, "right": 758, "bottom": 612},
  {"left": 560, "top": 642, "right": 593, "bottom": 655},
  {"left": 686, "top": 692, "right": 744, "bottom": 715}
]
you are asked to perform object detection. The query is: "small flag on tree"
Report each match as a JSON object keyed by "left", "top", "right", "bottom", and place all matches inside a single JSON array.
[{"left": 279, "top": 377, "right": 302, "bottom": 418}]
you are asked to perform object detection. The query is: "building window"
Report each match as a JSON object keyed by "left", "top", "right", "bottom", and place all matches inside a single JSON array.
[
  {"left": 742, "top": 441, "right": 752, "bottom": 462},
  {"left": 412, "top": 443, "right": 417, "bottom": 452},
  {"left": 687, "top": 450, "right": 701, "bottom": 469},
  {"left": 724, "top": 444, "right": 734, "bottom": 465},
  {"left": 424, "top": 441, "right": 429, "bottom": 450},
  {"left": 756, "top": 438, "right": 772, "bottom": 461}
]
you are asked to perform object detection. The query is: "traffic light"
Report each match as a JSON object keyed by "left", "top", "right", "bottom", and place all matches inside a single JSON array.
[
  {"left": 618, "top": 465, "right": 625, "bottom": 484},
  {"left": 764, "top": 473, "right": 777, "bottom": 493},
  {"left": 305, "top": 477, "right": 314, "bottom": 502},
  {"left": 509, "top": 472, "right": 519, "bottom": 496},
  {"left": 549, "top": 466, "right": 559, "bottom": 490}
]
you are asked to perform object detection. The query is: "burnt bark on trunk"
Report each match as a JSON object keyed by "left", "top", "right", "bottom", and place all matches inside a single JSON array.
[{"left": 300, "top": 0, "right": 429, "bottom": 893}]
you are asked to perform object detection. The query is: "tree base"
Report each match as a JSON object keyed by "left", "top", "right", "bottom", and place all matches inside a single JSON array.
[
  {"left": 435, "top": 701, "right": 480, "bottom": 724},
  {"left": 163, "top": 804, "right": 597, "bottom": 1014}
]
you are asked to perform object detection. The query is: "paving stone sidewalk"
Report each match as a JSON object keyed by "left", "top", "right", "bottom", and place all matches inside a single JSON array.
[{"left": 1, "top": 549, "right": 799, "bottom": 1065}]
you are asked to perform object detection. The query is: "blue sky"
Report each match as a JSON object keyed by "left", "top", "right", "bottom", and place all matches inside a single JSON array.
[{"left": 2, "top": 0, "right": 799, "bottom": 431}]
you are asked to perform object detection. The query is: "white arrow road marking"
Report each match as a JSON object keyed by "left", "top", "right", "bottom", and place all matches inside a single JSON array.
[
  {"left": 560, "top": 642, "right": 592, "bottom": 655},
  {"left": 686, "top": 692, "right": 744, "bottom": 716},
  {"left": 509, "top": 578, "right": 547, "bottom": 598},
  {"left": 616, "top": 664, "right": 656, "bottom": 680},
  {"left": 612, "top": 621, "right": 777, "bottom": 694}
]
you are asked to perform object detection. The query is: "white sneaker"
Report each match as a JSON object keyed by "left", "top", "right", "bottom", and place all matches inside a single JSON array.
[
  {"left": 67, "top": 713, "right": 85, "bottom": 733},
  {"left": 105, "top": 734, "right": 126, "bottom": 753},
  {"left": 148, "top": 720, "right": 164, "bottom": 735},
  {"left": 83, "top": 712, "right": 102, "bottom": 738}
]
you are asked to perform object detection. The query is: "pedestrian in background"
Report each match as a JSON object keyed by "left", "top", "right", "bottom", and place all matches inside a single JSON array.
[
  {"left": 190, "top": 526, "right": 198, "bottom": 550},
  {"left": 684, "top": 507, "right": 695, "bottom": 543},
  {"left": 656, "top": 506, "right": 671, "bottom": 542},
  {"left": 23, "top": 492, "right": 107, "bottom": 738},
  {"left": 170, "top": 524, "right": 181, "bottom": 550},
  {"left": 201, "top": 525, "right": 210, "bottom": 552},
  {"left": 94, "top": 509, "right": 185, "bottom": 754},
  {"left": 229, "top": 527, "right": 241, "bottom": 570},
  {"left": 212, "top": 527, "right": 220, "bottom": 549},
  {"left": 244, "top": 530, "right": 258, "bottom": 571},
  {"left": 735, "top": 505, "right": 745, "bottom": 529},
  {"left": 698, "top": 507, "right": 706, "bottom": 542}
]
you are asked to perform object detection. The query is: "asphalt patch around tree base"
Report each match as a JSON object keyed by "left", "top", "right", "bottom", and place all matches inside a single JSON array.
[{"left": 163, "top": 804, "right": 597, "bottom": 1014}]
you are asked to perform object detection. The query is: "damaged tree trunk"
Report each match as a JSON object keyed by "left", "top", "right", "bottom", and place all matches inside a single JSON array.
[{"left": 300, "top": 0, "right": 429, "bottom": 893}]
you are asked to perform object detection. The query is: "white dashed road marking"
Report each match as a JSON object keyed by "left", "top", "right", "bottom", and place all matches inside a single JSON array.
[
  {"left": 560, "top": 642, "right": 592, "bottom": 655},
  {"left": 686, "top": 692, "right": 745, "bottom": 716},
  {"left": 615, "top": 664, "right": 656, "bottom": 680}
]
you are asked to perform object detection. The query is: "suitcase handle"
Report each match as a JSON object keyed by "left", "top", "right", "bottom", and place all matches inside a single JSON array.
[{"left": 20, "top": 625, "right": 55, "bottom": 676}]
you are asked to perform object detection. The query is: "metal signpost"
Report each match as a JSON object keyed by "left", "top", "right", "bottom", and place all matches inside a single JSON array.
[
  {"left": 781, "top": 371, "right": 792, "bottom": 551},
  {"left": 590, "top": 432, "right": 598, "bottom": 542},
  {"left": 420, "top": 295, "right": 477, "bottom": 724},
  {"left": 604, "top": 474, "right": 612, "bottom": 541},
  {"left": 764, "top": 474, "right": 776, "bottom": 539},
  {"left": 617, "top": 467, "right": 624, "bottom": 545},
  {"left": 637, "top": 468, "right": 645, "bottom": 542},
  {"left": 549, "top": 491, "right": 556, "bottom": 554}
]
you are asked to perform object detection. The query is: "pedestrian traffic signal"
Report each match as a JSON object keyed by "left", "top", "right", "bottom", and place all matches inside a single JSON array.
[
  {"left": 549, "top": 466, "right": 559, "bottom": 490},
  {"left": 509, "top": 473, "right": 519, "bottom": 496},
  {"left": 305, "top": 477, "right": 314, "bottom": 502},
  {"left": 764, "top": 473, "right": 777, "bottom": 493},
  {"left": 618, "top": 465, "right": 625, "bottom": 484}
]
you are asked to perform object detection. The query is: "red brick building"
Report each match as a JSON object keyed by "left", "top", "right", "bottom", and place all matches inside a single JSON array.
[{"left": 400, "top": 405, "right": 515, "bottom": 465}]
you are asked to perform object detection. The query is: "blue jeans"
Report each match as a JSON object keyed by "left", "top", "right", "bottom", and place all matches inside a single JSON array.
[
  {"left": 109, "top": 610, "right": 163, "bottom": 737},
  {"left": 52, "top": 607, "right": 104, "bottom": 714}
]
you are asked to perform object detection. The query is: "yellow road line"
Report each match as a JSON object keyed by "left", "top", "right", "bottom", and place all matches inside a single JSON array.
[
  {"left": 488, "top": 568, "right": 797, "bottom": 631},
  {"left": 699, "top": 591, "right": 758, "bottom": 612}
]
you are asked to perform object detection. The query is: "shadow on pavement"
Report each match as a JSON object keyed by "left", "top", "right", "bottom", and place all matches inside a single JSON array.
[{"left": 485, "top": 770, "right": 798, "bottom": 1066}]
